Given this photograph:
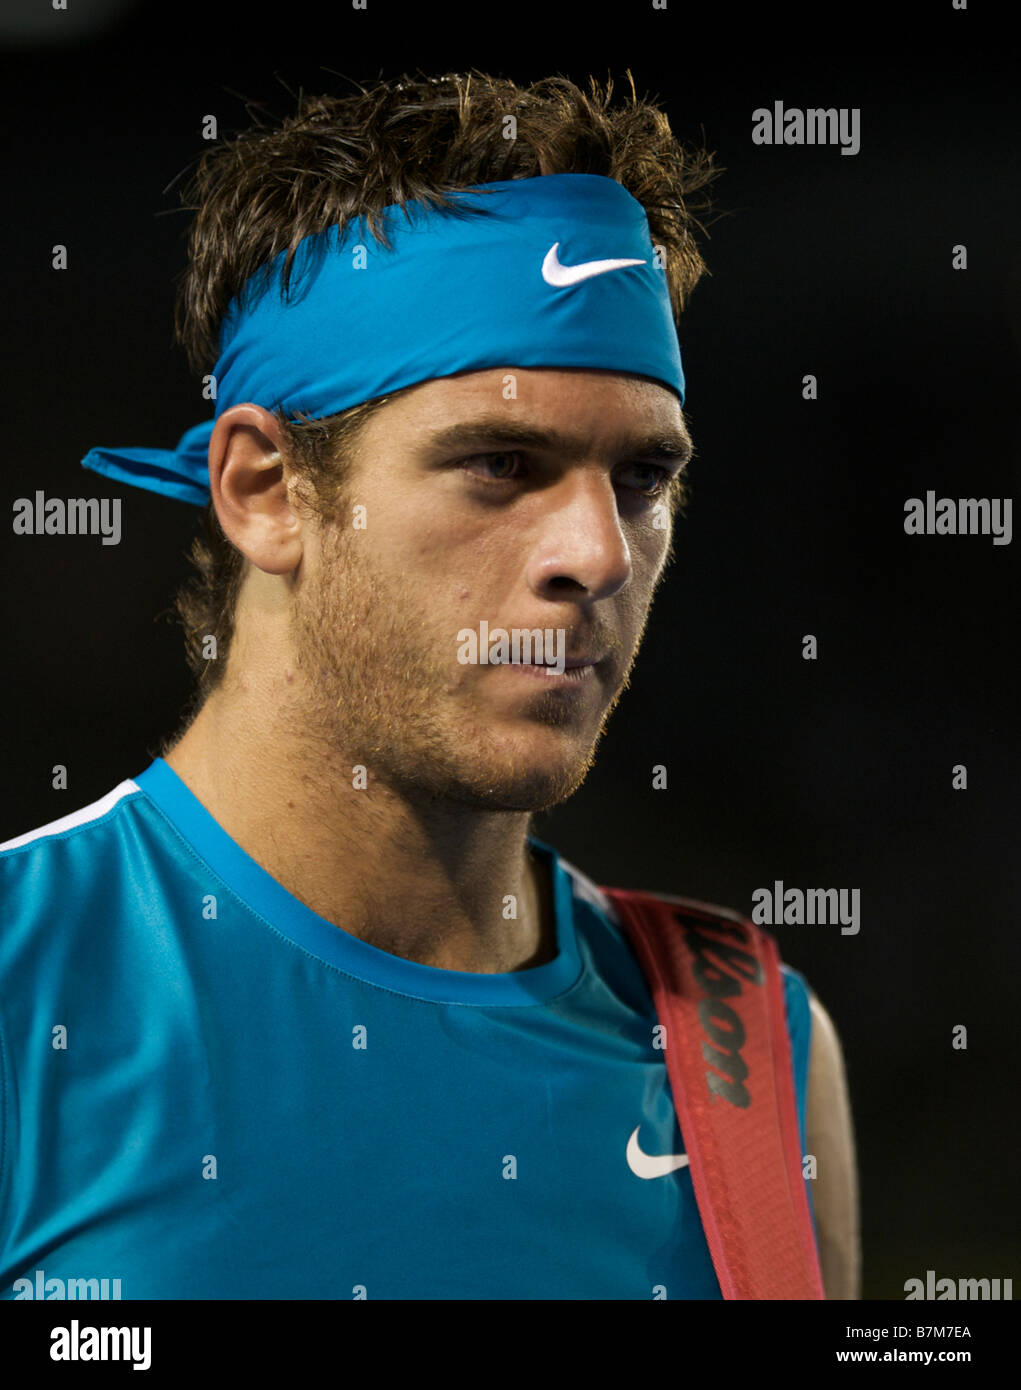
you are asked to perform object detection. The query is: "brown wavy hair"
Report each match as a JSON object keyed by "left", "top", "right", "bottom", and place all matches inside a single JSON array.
[{"left": 166, "top": 68, "right": 721, "bottom": 725}]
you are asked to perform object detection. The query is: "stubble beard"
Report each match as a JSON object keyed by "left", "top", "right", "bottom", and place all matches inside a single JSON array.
[{"left": 287, "top": 519, "right": 639, "bottom": 812}]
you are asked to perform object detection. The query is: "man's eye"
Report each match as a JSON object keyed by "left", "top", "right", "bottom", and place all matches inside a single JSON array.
[
  {"left": 458, "top": 454, "right": 673, "bottom": 496},
  {"left": 617, "top": 463, "right": 673, "bottom": 497},
  {"left": 461, "top": 452, "right": 525, "bottom": 483}
]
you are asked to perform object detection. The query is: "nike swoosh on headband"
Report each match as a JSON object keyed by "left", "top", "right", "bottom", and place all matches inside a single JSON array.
[
  {"left": 541, "top": 242, "right": 646, "bottom": 287},
  {"left": 626, "top": 1125, "right": 690, "bottom": 1179}
]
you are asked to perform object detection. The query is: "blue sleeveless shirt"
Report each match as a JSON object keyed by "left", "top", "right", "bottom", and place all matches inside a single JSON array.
[{"left": 0, "top": 758, "right": 813, "bottom": 1299}]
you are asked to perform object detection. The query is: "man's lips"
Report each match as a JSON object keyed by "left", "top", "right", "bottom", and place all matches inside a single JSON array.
[
  {"left": 495, "top": 652, "right": 610, "bottom": 683},
  {"left": 498, "top": 652, "right": 607, "bottom": 669}
]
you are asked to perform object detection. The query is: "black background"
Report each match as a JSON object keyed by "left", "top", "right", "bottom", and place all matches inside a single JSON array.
[{"left": 1, "top": 0, "right": 1017, "bottom": 1300}]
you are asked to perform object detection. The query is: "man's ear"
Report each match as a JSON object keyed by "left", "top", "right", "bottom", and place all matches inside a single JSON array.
[{"left": 207, "top": 404, "right": 305, "bottom": 576}]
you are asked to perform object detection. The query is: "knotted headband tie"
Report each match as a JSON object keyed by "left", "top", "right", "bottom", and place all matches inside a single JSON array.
[{"left": 81, "top": 173, "right": 686, "bottom": 507}]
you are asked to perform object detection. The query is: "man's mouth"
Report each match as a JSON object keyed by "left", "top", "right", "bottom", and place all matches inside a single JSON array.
[{"left": 503, "top": 653, "right": 607, "bottom": 682}]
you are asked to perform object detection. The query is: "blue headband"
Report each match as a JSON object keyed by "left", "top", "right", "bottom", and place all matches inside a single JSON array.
[{"left": 81, "top": 173, "right": 685, "bottom": 507}]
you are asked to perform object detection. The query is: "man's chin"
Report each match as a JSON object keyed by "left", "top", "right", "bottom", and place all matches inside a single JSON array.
[
  {"left": 434, "top": 738, "right": 601, "bottom": 812},
  {"left": 438, "top": 764, "right": 593, "bottom": 813},
  {"left": 425, "top": 706, "right": 618, "bottom": 811}
]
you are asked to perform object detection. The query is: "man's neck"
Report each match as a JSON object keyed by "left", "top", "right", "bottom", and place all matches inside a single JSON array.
[{"left": 160, "top": 688, "right": 557, "bottom": 975}]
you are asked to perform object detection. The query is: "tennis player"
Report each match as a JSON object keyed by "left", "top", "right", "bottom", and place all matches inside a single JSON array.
[{"left": 0, "top": 71, "right": 858, "bottom": 1299}]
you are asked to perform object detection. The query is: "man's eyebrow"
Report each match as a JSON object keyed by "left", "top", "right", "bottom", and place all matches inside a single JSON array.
[{"left": 422, "top": 416, "right": 694, "bottom": 468}]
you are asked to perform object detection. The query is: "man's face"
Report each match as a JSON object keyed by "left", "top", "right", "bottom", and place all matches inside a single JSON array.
[{"left": 288, "top": 367, "right": 692, "bottom": 811}]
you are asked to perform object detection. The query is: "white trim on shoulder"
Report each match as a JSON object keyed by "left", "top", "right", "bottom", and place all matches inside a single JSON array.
[{"left": 0, "top": 779, "right": 141, "bottom": 853}]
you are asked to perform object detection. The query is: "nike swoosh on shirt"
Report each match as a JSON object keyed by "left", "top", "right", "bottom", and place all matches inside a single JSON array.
[
  {"left": 626, "top": 1125, "right": 690, "bottom": 1180},
  {"left": 541, "top": 243, "right": 646, "bottom": 287}
]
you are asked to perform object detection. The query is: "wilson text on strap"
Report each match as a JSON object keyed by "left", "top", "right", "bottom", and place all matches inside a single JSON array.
[{"left": 601, "top": 886, "right": 825, "bottom": 1300}]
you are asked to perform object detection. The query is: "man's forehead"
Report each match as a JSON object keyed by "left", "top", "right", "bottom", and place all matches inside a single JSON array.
[{"left": 383, "top": 368, "right": 692, "bottom": 461}]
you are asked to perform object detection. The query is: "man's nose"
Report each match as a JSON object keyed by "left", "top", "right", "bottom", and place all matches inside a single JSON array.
[{"left": 525, "top": 470, "right": 633, "bottom": 601}]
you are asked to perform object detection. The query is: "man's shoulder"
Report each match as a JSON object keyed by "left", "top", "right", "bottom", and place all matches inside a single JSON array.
[
  {"left": 0, "top": 777, "right": 150, "bottom": 940},
  {"left": 0, "top": 777, "right": 144, "bottom": 863},
  {"left": 557, "top": 855, "right": 739, "bottom": 925},
  {"left": 556, "top": 856, "right": 810, "bottom": 995},
  {"left": 554, "top": 853, "right": 624, "bottom": 923}
]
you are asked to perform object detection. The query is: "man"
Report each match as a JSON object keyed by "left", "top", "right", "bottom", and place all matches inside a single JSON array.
[{"left": 0, "top": 70, "right": 858, "bottom": 1299}]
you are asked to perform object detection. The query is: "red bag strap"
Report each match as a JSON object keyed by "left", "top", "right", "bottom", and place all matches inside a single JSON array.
[{"left": 601, "top": 885, "right": 825, "bottom": 1300}]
